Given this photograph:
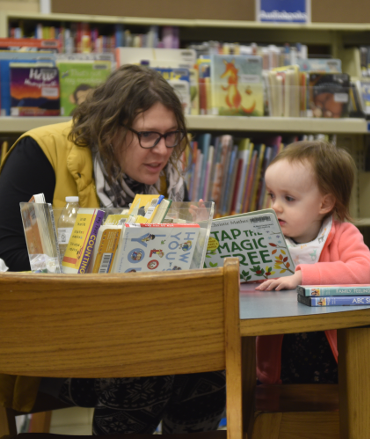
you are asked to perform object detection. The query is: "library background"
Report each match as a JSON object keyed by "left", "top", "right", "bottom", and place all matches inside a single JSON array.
[{"left": 2, "top": 0, "right": 370, "bottom": 433}]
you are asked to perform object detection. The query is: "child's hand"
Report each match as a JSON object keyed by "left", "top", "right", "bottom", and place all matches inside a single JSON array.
[
  {"left": 255, "top": 271, "right": 302, "bottom": 291},
  {"left": 189, "top": 199, "right": 208, "bottom": 221}
]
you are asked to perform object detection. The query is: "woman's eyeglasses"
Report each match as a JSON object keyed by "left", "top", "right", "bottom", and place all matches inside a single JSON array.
[{"left": 122, "top": 125, "right": 186, "bottom": 149}]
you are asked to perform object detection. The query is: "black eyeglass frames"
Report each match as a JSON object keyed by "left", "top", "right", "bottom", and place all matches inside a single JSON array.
[{"left": 122, "top": 125, "right": 186, "bottom": 149}]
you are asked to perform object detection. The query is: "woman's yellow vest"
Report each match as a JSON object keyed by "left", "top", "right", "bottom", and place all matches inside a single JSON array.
[{"left": 0, "top": 120, "right": 100, "bottom": 412}]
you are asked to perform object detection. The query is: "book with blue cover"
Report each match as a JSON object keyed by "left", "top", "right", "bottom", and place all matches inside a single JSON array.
[
  {"left": 298, "top": 294, "right": 370, "bottom": 307},
  {"left": 0, "top": 52, "right": 56, "bottom": 115},
  {"left": 297, "top": 285, "right": 370, "bottom": 297}
]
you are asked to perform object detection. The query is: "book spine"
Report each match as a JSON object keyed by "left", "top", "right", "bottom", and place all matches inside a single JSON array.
[
  {"left": 78, "top": 210, "right": 104, "bottom": 273},
  {"left": 297, "top": 285, "right": 370, "bottom": 296},
  {"left": 298, "top": 294, "right": 370, "bottom": 306}
]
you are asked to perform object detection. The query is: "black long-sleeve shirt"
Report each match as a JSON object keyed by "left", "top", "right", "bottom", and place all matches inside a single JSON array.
[{"left": 0, "top": 137, "right": 56, "bottom": 271}]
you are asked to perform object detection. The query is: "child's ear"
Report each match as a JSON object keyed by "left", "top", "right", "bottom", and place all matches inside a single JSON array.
[{"left": 320, "top": 194, "right": 336, "bottom": 215}]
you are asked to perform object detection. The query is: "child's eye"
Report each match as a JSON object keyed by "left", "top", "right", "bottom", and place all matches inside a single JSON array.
[
  {"left": 285, "top": 196, "right": 295, "bottom": 202},
  {"left": 267, "top": 192, "right": 275, "bottom": 200}
]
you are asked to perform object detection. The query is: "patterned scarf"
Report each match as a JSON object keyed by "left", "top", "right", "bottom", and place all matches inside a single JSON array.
[{"left": 93, "top": 151, "right": 185, "bottom": 208}]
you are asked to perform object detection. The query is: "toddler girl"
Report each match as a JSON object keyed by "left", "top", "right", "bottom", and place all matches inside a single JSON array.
[{"left": 256, "top": 140, "right": 370, "bottom": 384}]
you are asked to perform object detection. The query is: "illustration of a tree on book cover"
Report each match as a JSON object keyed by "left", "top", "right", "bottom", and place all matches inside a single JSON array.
[
  {"left": 211, "top": 54, "right": 264, "bottom": 117},
  {"left": 204, "top": 211, "right": 294, "bottom": 282}
]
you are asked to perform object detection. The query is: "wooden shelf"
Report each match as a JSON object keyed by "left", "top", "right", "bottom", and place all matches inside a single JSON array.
[
  {"left": 0, "top": 117, "right": 72, "bottom": 133},
  {"left": 0, "top": 116, "right": 368, "bottom": 134},
  {"left": 3, "top": 11, "right": 370, "bottom": 31},
  {"left": 187, "top": 116, "right": 369, "bottom": 133}
]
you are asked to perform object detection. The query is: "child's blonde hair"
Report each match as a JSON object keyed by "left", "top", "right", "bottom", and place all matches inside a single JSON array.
[{"left": 268, "top": 140, "right": 356, "bottom": 222}]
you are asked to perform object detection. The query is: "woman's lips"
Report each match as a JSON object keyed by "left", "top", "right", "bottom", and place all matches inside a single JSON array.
[{"left": 144, "top": 163, "right": 162, "bottom": 172}]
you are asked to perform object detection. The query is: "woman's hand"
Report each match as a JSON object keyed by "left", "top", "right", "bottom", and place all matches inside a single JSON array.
[
  {"left": 255, "top": 270, "right": 302, "bottom": 291},
  {"left": 189, "top": 199, "right": 208, "bottom": 221}
]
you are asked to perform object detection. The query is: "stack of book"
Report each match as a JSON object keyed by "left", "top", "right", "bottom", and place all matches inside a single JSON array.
[
  {"left": 21, "top": 193, "right": 207, "bottom": 275},
  {"left": 297, "top": 285, "right": 370, "bottom": 307}
]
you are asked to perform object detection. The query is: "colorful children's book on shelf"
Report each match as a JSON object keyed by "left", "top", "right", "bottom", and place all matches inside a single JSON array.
[
  {"left": 0, "top": 52, "right": 56, "bottom": 116},
  {"left": 61, "top": 208, "right": 105, "bottom": 274},
  {"left": 308, "top": 73, "right": 350, "bottom": 118},
  {"left": 296, "top": 58, "right": 342, "bottom": 73},
  {"left": 57, "top": 60, "right": 112, "bottom": 115},
  {"left": 297, "top": 285, "right": 370, "bottom": 297},
  {"left": 112, "top": 223, "right": 201, "bottom": 273},
  {"left": 10, "top": 63, "right": 60, "bottom": 116},
  {"left": 298, "top": 294, "right": 370, "bottom": 307},
  {"left": 0, "top": 37, "right": 60, "bottom": 52},
  {"left": 20, "top": 200, "right": 62, "bottom": 273},
  {"left": 210, "top": 54, "right": 263, "bottom": 116},
  {"left": 204, "top": 208, "right": 295, "bottom": 282}
]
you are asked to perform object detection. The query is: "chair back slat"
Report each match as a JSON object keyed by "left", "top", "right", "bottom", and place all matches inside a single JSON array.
[{"left": 0, "top": 265, "right": 238, "bottom": 378}]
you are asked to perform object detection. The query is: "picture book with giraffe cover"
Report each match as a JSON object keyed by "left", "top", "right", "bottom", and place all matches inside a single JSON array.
[
  {"left": 113, "top": 223, "right": 201, "bottom": 273},
  {"left": 210, "top": 54, "right": 264, "bottom": 117},
  {"left": 204, "top": 208, "right": 295, "bottom": 282}
]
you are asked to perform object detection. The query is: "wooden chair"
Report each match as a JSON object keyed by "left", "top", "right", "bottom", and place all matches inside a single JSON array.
[
  {"left": 0, "top": 258, "right": 248, "bottom": 439},
  {"left": 0, "top": 141, "right": 8, "bottom": 166}
]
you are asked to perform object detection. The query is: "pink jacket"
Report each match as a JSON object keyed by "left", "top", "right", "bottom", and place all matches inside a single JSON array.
[{"left": 257, "top": 220, "right": 370, "bottom": 384}]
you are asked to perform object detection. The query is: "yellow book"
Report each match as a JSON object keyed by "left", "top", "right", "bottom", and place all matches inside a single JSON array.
[
  {"left": 128, "top": 194, "right": 164, "bottom": 221},
  {"left": 104, "top": 214, "right": 129, "bottom": 225},
  {"left": 91, "top": 225, "right": 122, "bottom": 273},
  {"left": 61, "top": 208, "right": 104, "bottom": 274}
]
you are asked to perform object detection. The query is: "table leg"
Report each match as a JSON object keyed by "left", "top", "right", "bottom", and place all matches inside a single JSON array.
[
  {"left": 242, "top": 336, "right": 256, "bottom": 439},
  {"left": 338, "top": 327, "right": 370, "bottom": 439}
]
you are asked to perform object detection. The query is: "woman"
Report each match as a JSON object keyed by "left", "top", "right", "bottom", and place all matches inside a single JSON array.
[{"left": 0, "top": 64, "right": 225, "bottom": 435}]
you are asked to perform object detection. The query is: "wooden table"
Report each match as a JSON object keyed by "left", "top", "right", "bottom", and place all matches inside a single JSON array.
[{"left": 239, "top": 283, "right": 370, "bottom": 439}]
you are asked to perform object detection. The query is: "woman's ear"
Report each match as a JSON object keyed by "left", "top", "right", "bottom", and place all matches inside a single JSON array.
[{"left": 320, "top": 193, "right": 336, "bottom": 215}]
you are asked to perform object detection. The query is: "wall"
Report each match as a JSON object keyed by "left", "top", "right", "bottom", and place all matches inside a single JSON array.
[
  {"left": 51, "top": 0, "right": 370, "bottom": 23},
  {"left": 0, "top": 0, "right": 38, "bottom": 12}
]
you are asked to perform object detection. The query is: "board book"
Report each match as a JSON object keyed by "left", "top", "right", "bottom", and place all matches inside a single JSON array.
[
  {"left": 61, "top": 208, "right": 105, "bottom": 274},
  {"left": 127, "top": 194, "right": 171, "bottom": 224},
  {"left": 91, "top": 225, "right": 122, "bottom": 274},
  {"left": 210, "top": 54, "right": 263, "bottom": 116},
  {"left": 297, "top": 284, "right": 370, "bottom": 297},
  {"left": 57, "top": 60, "right": 111, "bottom": 116},
  {"left": 204, "top": 208, "right": 295, "bottom": 282},
  {"left": 298, "top": 294, "right": 370, "bottom": 307},
  {"left": 10, "top": 64, "right": 60, "bottom": 116},
  {"left": 113, "top": 223, "right": 200, "bottom": 273},
  {"left": 308, "top": 73, "right": 350, "bottom": 118}
]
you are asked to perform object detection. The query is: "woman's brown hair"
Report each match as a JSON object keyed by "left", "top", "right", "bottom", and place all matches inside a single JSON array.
[
  {"left": 268, "top": 140, "right": 356, "bottom": 222},
  {"left": 69, "top": 64, "right": 188, "bottom": 181}
]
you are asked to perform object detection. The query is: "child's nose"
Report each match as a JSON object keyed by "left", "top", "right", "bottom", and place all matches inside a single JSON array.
[{"left": 272, "top": 199, "right": 283, "bottom": 212}]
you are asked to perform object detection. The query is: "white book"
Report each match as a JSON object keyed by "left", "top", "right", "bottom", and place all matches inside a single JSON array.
[{"left": 112, "top": 223, "right": 200, "bottom": 273}]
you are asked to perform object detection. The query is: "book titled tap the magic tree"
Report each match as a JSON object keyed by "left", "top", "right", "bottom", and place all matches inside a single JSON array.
[{"left": 204, "top": 208, "right": 294, "bottom": 282}]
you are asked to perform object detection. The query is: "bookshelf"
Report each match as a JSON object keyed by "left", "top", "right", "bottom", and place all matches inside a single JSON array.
[
  {"left": 1, "top": 11, "right": 370, "bottom": 229},
  {"left": 0, "top": 116, "right": 368, "bottom": 135}
]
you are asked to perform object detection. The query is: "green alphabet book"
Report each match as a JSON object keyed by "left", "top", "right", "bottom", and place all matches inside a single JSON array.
[{"left": 204, "top": 208, "right": 295, "bottom": 282}]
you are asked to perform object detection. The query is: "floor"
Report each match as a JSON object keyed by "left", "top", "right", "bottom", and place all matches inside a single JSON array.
[
  {"left": 24, "top": 409, "right": 226, "bottom": 435},
  {"left": 49, "top": 408, "right": 94, "bottom": 435}
]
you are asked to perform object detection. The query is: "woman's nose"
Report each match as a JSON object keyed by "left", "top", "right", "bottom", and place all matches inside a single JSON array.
[{"left": 152, "top": 136, "right": 167, "bottom": 154}]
